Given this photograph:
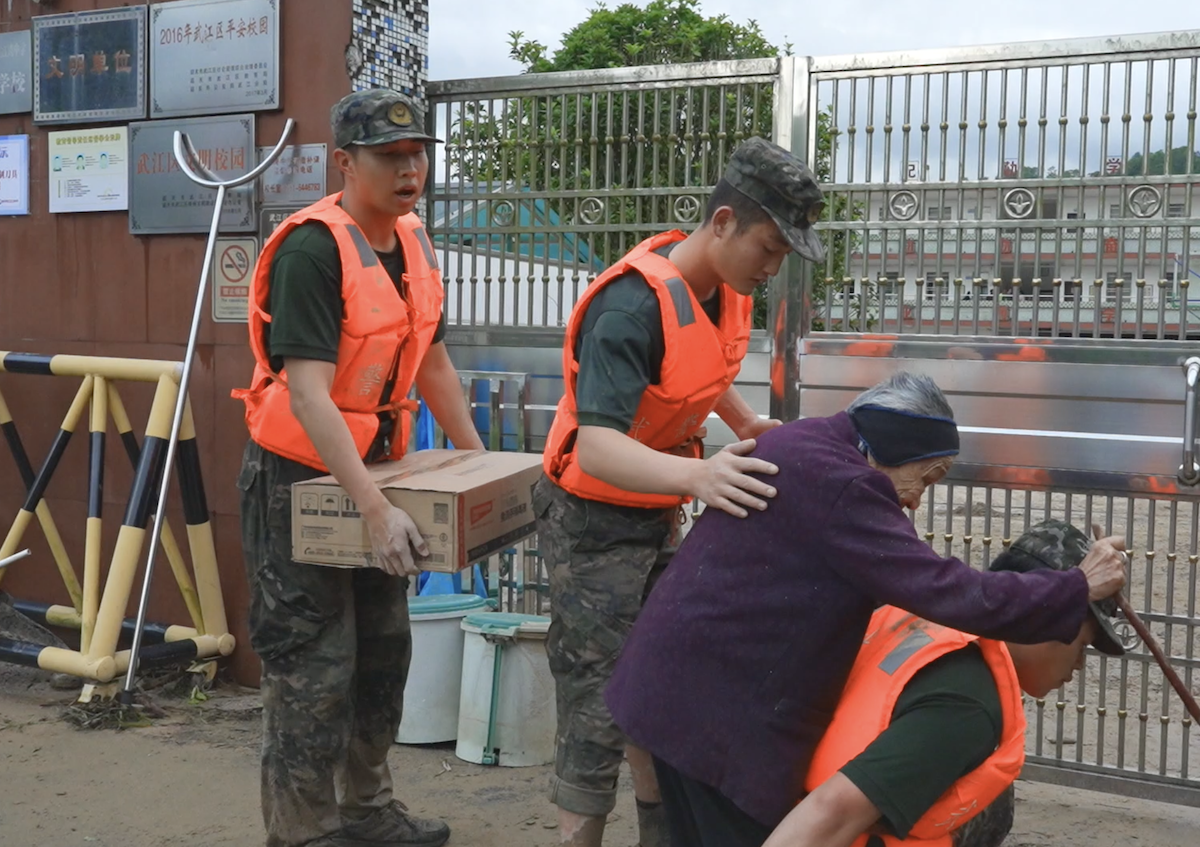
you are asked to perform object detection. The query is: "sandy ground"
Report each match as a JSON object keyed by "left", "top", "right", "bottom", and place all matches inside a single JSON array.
[
  {"left": 2, "top": 662, "right": 1200, "bottom": 847},
  {"left": 4, "top": 488, "right": 1200, "bottom": 847}
]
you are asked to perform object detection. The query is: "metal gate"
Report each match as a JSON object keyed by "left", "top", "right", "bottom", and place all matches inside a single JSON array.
[
  {"left": 425, "top": 30, "right": 1200, "bottom": 805},
  {"left": 794, "top": 32, "right": 1200, "bottom": 805}
]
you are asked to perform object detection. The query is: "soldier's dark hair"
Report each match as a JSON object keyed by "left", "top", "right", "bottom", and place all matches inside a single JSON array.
[{"left": 702, "top": 178, "right": 774, "bottom": 233}]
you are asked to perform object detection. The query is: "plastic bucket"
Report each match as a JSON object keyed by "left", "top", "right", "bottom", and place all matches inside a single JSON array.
[
  {"left": 455, "top": 613, "right": 555, "bottom": 767},
  {"left": 395, "top": 594, "right": 490, "bottom": 744}
]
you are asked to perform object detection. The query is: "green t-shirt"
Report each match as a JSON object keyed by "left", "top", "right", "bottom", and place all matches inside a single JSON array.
[
  {"left": 573, "top": 244, "right": 722, "bottom": 431},
  {"left": 840, "top": 643, "right": 1005, "bottom": 843},
  {"left": 266, "top": 220, "right": 447, "bottom": 372}
]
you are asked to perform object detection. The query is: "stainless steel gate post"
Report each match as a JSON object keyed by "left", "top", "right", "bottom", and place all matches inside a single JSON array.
[{"left": 771, "top": 56, "right": 816, "bottom": 422}]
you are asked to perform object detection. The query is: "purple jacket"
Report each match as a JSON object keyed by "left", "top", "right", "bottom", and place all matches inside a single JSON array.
[{"left": 605, "top": 412, "right": 1088, "bottom": 828}]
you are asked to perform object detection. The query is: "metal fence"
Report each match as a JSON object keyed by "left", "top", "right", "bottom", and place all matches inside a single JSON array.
[
  {"left": 809, "top": 34, "right": 1200, "bottom": 340},
  {"left": 426, "top": 59, "right": 780, "bottom": 329},
  {"left": 425, "top": 30, "right": 1200, "bottom": 807}
]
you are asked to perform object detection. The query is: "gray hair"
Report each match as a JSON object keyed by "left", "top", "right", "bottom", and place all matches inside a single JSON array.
[{"left": 846, "top": 372, "right": 955, "bottom": 421}]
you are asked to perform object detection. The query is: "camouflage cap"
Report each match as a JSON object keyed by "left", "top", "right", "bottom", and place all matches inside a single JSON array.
[
  {"left": 330, "top": 88, "right": 441, "bottom": 149},
  {"left": 723, "top": 136, "right": 826, "bottom": 264},
  {"left": 989, "top": 519, "right": 1125, "bottom": 656}
]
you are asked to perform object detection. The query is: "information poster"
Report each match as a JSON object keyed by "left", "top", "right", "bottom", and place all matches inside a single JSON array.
[
  {"left": 149, "top": 0, "right": 279, "bottom": 119},
  {"left": 32, "top": 6, "right": 147, "bottom": 124},
  {"left": 48, "top": 127, "right": 130, "bottom": 213},
  {"left": 211, "top": 236, "right": 258, "bottom": 322},
  {"left": 0, "top": 135, "right": 30, "bottom": 216},
  {"left": 0, "top": 31, "right": 33, "bottom": 116},
  {"left": 259, "top": 143, "right": 325, "bottom": 205}
]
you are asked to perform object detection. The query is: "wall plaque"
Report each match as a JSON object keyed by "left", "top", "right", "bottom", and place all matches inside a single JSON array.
[
  {"left": 129, "top": 113, "right": 256, "bottom": 235},
  {"left": 32, "top": 6, "right": 147, "bottom": 124},
  {"left": 259, "top": 143, "right": 326, "bottom": 206},
  {"left": 149, "top": 0, "right": 280, "bottom": 119},
  {"left": 0, "top": 31, "right": 33, "bottom": 115}
]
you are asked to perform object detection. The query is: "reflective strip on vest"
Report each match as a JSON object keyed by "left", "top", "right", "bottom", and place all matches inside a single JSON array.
[
  {"left": 345, "top": 223, "right": 382, "bottom": 267},
  {"left": 878, "top": 629, "right": 935, "bottom": 675},
  {"left": 413, "top": 226, "right": 438, "bottom": 270},
  {"left": 664, "top": 277, "right": 696, "bottom": 327}
]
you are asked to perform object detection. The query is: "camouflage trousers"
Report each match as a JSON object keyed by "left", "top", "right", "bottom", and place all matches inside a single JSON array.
[
  {"left": 533, "top": 475, "right": 680, "bottom": 817},
  {"left": 238, "top": 440, "right": 414, "bottom": 847}
]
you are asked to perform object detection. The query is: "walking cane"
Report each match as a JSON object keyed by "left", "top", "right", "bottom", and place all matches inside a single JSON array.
[
  {"left": 1091, "top": 524, "right": 1200, "bottom": 724},
  {"left": 118, "top": 120, "right": 296, "bottom": 704}
]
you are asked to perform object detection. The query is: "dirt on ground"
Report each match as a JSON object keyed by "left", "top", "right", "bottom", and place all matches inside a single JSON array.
[{"left": 1, "top": 662, "right": 1199, "bottom": 847}]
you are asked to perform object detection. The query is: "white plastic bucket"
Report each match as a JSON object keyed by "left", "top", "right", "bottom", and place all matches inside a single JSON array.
[
  {"left": 396, "top": 594, "right": 490, "bottom": 745},
  {"left": 455, "top": 612, "right": 555, "bottom": 767}
]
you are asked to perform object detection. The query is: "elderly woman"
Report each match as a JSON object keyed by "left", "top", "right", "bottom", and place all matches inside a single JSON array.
[{"left": 603, "top": 372, "right": 1128, "bottom": 847}]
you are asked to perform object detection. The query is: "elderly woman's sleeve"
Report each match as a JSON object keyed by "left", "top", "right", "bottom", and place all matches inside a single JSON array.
[{"left": 823, "top": 473, "right": 1089, "bottom": 645}]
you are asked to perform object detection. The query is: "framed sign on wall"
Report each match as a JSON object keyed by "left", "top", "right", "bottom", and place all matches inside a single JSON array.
[
  {"left": 149, "top": 0, "right": 280, "bottom": 119},
  {"left": 129, "top": 113, "right": 257, "bottom": 235},
  {"left": 0, "top": 31, "right": 33, "bottom": 116},
  {"left": 0, "top": 135, "right": 30, "bottom": 216},
  {"left": 32, "top": 6, "right": 148, "bottom": 125}
]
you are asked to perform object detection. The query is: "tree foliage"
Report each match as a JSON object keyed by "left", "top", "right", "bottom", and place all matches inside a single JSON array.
[
  {"left": 448, "top": 0, "right": 855, "bottom": 329},
  {"left": 509, "top": 0, "right": 777, "bottom": 71},
  {"left": 1125, "top": 146, "right": 1200, "bottom": 177}
]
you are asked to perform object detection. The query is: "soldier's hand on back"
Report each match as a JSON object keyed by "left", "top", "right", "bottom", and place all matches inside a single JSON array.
[
  {"left": 364, "top": 503, "right": 428, "bottom": 577},
  {"left": 690, "top": 439, "right": 779, "bottom": 519},
  {"left": 1078, "top": 534, "right": 1129, "bottom": 602}
]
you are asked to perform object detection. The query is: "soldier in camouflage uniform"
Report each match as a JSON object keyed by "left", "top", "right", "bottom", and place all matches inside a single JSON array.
[
  {"left": 772, "top": 519, "right": 1127, "bottom": 847},
  {"left": 237, "top": 89, "right": 483, "bottom": 847},
  {"left": 534, "top": 138, "right": 828, "bottom": 847}
]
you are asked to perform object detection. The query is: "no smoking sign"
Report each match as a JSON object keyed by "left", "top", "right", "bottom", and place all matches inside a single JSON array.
[{"left": 212, "top": 237, "right": 259, "bottom": 323}]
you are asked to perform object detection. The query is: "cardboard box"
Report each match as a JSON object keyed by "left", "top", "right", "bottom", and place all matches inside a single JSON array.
[{"left": 291, "top": 450, "right": 544, "bottom": 573}]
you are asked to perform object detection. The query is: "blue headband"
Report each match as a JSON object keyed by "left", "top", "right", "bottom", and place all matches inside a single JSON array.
[{"left": 849, "top": 405, "right": 960, "bottom": 467}]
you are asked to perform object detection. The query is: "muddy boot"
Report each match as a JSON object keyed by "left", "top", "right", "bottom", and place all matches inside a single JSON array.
[
  {"left": 339, "top": 800, "right": 450, "bottom": 847},
  {"left": 635, "top": 799, "right": 669, "bottom": 847}
]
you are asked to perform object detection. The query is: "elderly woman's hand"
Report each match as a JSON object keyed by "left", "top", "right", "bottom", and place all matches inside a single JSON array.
[{"left": 1079, "top": 528, "right": 1129, "bottom": 602}]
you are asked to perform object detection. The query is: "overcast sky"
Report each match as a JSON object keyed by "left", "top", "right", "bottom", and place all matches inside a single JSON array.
[{"left": 428, "top": 0, "right": 1200, "bottom": 81}]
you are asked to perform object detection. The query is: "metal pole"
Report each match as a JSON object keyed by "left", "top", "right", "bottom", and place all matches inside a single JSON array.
[
  {"left": 0, "top": 549, "right": 30, "bottom": 569},
  {"left": 770, "top": 55, "right": 815, "bottom": 423},
  {"left": 118, "top": 120, "right": 295, "bottom": 703}
]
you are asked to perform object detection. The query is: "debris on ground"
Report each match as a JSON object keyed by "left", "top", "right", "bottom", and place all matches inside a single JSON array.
[
  {"left": 0, "top": 593, "right": 67, "bottom": 649},
  {"left": 60, "top": 700, "right": 159, "bottom": 731}
]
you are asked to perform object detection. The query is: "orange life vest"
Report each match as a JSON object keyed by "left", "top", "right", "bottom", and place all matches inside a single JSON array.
[
  {"left": 542, "top": 231, "right": 753, "bottom": 509},
  {"left": 804, "top": 607, "right": 1027, "bottom": 847},
  {"left": 232, "top": 193, "right": 444, "bottom": 472}
]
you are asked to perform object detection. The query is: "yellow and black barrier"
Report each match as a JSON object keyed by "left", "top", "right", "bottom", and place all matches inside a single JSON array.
[{"left": 0, "top": 352, "right": 233, "bottom": 685}]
